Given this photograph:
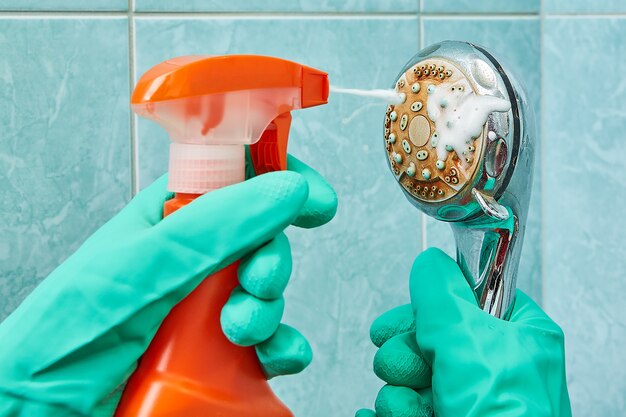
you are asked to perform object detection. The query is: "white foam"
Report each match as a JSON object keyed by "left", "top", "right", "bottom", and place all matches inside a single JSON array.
[
  {"left": 426, "top": 79, "right": 510, "bottom": 165},
  {"left": 330, "top": 86, "right": 406, "bottom": 104}
]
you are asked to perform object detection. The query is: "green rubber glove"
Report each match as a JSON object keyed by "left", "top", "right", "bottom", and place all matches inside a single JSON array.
[
  {"left": 222, "top": 155, "right": 337, "bottom": 378},
  {"left": 357, "top": 248, "right": 572, "bottom": 417},
  {"left": 0, "top": 154, "right": 337, "bottom": 417}
]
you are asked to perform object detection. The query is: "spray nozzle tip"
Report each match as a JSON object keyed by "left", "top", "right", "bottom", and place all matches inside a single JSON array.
[{"left": 329, "top": 86, "right": 407, "bottom": 105}]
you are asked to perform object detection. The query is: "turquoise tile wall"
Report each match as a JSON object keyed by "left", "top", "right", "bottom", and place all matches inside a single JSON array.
[
  {"left": 544, "top": 0, "right": 626, "bottom": 13},
  {"left": 1, "top": 3, "right": 625, "bottom": 417},
  {"left": 543, "top": 17, "right": 626, "bottom": 417},
  {"left": 422, "top": 0, "right": 540, "bottom": 14},
  {"left": 0, "top": 1, "right": 128, "bottom": 11},
  {"left": 0, "top": 17, "right": 131, "bottom": 318}
]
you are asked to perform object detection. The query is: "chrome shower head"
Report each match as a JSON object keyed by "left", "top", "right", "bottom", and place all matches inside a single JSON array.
[{"left": 384, "top": 41, "right": 535, "bottom": 319}]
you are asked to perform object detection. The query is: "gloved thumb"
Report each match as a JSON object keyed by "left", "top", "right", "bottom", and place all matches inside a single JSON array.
[
  {"left": 409, "top": 247, "right": 479, "bottom": 324},
  {"left": 409, "top": 247, "right": 484, "bottom": 366}
]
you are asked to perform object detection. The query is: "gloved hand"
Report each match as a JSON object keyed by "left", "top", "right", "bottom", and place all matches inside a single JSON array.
[
  {"left": 0, "top": 154, "right": 337, "bottom": 417},
  {"left": 356, "top": 248, "right": 572, "bottom": 417}
]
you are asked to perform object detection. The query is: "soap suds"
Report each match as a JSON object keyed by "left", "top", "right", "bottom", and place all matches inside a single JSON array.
[
  {"left": 426, "top": 79, "right": 510, "bottom": 164},
  {"left": 330, "top": 86, "right": 406, "bottom": 104}
]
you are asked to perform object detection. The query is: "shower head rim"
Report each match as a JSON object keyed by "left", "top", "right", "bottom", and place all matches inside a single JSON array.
[{"left": 384, "top": 40, "right": 529, "bottom": 223}]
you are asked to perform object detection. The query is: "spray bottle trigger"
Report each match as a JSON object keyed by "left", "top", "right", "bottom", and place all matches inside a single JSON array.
[{"left": 249, "top": 112, "right": 292, "bottom": 175}]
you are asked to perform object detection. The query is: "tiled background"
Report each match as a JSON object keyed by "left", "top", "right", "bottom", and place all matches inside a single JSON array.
[{"left": 0, "top": 1, "right": 624, "bottom": 416}]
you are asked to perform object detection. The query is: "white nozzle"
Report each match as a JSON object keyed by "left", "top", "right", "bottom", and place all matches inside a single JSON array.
[{"left": 168, "top": 143, "right": 245, "bottom": 194}]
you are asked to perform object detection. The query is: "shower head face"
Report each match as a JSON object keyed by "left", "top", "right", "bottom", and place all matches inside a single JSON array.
[{"left": 384, "top": 41, "right": 532, "bottom": 223}]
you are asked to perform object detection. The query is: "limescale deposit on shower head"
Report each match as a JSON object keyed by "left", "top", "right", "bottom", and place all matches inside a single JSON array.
[{"left": 426, "top": 79, "right": 510, "bottom": 165}]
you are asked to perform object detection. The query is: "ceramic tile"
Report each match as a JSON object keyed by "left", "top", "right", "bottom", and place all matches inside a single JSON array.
[
  {"left": 422, "top": 17, "right": 542, "bottom": 300},
  {"left": 135, "top": 0, "right": 418, "bottom": 12},
  {"left": 134, "top": 16, "right": 420, "bottom": 416},
  {"left": 543, "top": 17, "right": 626, "bottom": 417},
  {"left": 544, "top": 0, "right": 626, "bottom": 13},
  {"left": 0, "top": 0, "right": 127, "bottom": 11},
  {"left": 0, "top": 18, "right": 131, "bottom": 320},
  {"left": 423, "top": 0, "right": 539, "bottom": 14}
]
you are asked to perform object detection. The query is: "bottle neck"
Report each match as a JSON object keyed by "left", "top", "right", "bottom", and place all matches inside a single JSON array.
[
  {"left": 167, "top": 143, "right": 245, "bottom": 194},
  {"left": 163, "top": 193, "right": 201, "bottom": 217}
]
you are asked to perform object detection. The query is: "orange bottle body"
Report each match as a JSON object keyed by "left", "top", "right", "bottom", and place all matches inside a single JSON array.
[{"left": 115, "top": 193, "right": 292, "bottom": 417}]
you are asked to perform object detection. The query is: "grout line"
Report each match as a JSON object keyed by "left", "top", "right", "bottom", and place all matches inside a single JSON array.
[
  {"left": 544, "top": 13, "right": 626, "bottom": 18},
  {"left": 0, "top": 10, "right": 622, "bottom": 19},
  {"left": 539, "top": 0, "right": 547, "bottom": 308},
  {"left": 128, "top": 0, "right": 139, "bottom": 196},
  {"left": 141, "top": 11, "right": 538, "bottom": 18},
  {"left": 132, "top": 12, "right": 417, "bottom": 19},
  {"left": 423, "top": 14, "right": 538, "bottom": 20},
  {"left": 0, "top": 10, "right": 416, "bottom": 17},
  {"left": 420, "top": 12, "right": 539, "bottom": 16},
  {"left": 0, "top": 13, "right": 127, "bottom": 18},
  {"left": 0, "top": 10, "right": 623, "bottom": 18},
  {"left": 418, "top": 3, "right": 423, "bottom": 48},
  {"left": 0, "top": 10, "right": 127, "bottom": 16},
  {"left": 420, "top": 214, "right": 428, "bottom": 251}
]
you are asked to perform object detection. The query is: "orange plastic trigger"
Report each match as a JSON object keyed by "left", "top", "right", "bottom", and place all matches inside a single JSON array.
[{"left": 250, "top": 112, "right": 292, "bottom": 174}]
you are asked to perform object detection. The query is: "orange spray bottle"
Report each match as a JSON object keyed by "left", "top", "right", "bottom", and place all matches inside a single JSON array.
[{"left": 114, "top": 55, "right": 329, "bottom": 416}]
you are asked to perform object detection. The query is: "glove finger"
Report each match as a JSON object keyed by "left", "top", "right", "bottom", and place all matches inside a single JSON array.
[
  {"left": 287, "top": 155, "right": 338, "bottom": 229},
  {"left": 255, "top": 324, "right": 312, "bottom": 379},
  {"left": 370, "top": 304, "right": 415, "bottom": 348},
  {"left": 374, "top": 332, "right": 431, "bottom": 390},
  {"left": 375, "top": 385, "right": 434, "bottom": 417},
  {"left": 409, "top": 247, "right": 521, "bottom": 386},
  {"left": 221, "top": 287, "right": 284, "bottom": 347},
  {"left": 355, "top": 379, "right": 433, "bottom": 417},
  {"left": 238, "top": 232, "right": 291, "bottom": 300}
]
